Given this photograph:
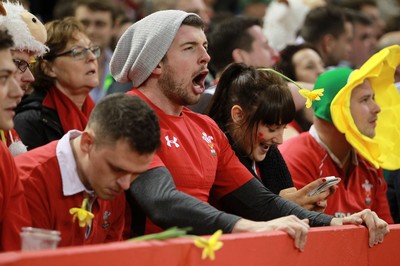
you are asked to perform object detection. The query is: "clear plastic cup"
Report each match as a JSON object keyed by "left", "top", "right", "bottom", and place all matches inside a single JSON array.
[{"left": 20, "top": 227, "right": 61, "bottom": 251}]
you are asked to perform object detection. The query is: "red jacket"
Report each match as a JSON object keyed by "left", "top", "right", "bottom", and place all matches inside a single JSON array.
[
  {"left": 16, "top": 140, "right": 126, "bottom": 247},
  {"left": 280, "top": 131, "right": 393, "bottom": 223},
  {"left": 0, "top": 142, "right": 31, "bottom": 251}
]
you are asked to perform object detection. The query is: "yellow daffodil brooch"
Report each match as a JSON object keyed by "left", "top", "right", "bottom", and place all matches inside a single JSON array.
[
  {"left": 194, "top": 230, "right": 224, "bottom": 261},
  {"left": 69, "top": 198, "right": 94, "bottom": 227},
  {"left": 258, "top": 68, "right": 324, "bottom": 108}
]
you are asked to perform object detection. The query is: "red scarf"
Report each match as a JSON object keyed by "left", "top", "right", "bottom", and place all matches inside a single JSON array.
[
  {"left": 42, "top": 87, "right": 94, "bottom": 133},
  {"left": 0, "top": 129, "right": 21, "bottom": 146}
]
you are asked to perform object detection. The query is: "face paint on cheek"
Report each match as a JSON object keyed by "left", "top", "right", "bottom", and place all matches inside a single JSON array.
[{"left": 254, "top": 132, "right": 263, "bottom": 142}]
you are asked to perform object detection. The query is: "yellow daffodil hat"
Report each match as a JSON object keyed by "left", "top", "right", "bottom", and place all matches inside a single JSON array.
[{"left": 329, "top": 44, "right": 400, "bottom": 169}]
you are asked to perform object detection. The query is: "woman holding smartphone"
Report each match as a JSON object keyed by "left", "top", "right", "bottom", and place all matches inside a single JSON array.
[{"left": 207, "top": 63, "right": 335, "bottom": 211}]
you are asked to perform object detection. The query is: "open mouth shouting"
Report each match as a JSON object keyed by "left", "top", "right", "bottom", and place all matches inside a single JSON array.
[
  {"left": 192, "top": 69, "right": 208, "bottom": 94},
  {"left": 259, "top": 142, "right": 271, "bottom": 154}
]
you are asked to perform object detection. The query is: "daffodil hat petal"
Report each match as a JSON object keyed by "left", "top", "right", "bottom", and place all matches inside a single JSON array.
[{"left": 331, "top": 45, "right": 400, "bottom": 169}]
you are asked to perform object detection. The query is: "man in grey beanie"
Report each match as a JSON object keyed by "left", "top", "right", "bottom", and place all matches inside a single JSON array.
[{"left": 111, "top": 10, "right": 389, "bottom": 251}]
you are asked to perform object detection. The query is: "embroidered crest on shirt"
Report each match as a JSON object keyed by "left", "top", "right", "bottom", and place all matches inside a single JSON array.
[
  {"left": 362, "top": 179, "right": 373, "bottom": 205},
  {"left": 165, "top": 135, "right": 180, "bottom": 148},
  {"left": 202, "top": 132, "right": 216, "bottom": 156},
  {"left": 102, "top": 211, "right": 111, "bottom": 229}
]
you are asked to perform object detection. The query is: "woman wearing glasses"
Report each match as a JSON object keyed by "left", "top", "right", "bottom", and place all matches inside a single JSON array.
[{"left": 14, "top": 17, "right": 100, "bottom": 150}]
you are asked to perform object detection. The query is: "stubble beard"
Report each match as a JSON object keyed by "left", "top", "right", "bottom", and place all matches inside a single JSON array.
[{"left": 158, "top": 64, "right": 200, "bottom": 106}]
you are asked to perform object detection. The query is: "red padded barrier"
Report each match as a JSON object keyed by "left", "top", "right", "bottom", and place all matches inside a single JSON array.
[{"left": 0, "top": 225, "right": 399, "bottom": 266}]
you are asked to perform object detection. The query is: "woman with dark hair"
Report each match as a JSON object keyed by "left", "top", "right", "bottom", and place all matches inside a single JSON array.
[
  {"left": 275, "top": 43, "right": 325, "bottom": 138},
  {"left": 277, "top": 43, "right": 324, "bottom": 84},
  {"left": 14, "top": 17, "right": 100, "bottom": 150},
  {"left": 207, "top": 63, "right": 331, "bottom": 211}
]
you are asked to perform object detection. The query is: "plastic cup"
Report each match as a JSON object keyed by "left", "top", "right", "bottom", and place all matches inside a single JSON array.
[{"left": 20, "top": 227, "right": 61, "bottom": 251}]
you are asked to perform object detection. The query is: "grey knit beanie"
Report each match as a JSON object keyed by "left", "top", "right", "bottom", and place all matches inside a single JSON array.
[{"left": 111, "top": 10, "right": 197, "bottom": 87}]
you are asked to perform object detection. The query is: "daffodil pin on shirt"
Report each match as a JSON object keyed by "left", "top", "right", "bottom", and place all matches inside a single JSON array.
[{"left": 69, "top": 198, "right": 94, "bottom": 227}]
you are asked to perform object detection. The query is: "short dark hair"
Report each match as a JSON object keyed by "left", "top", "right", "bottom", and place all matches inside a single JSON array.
[
  {"left": 344, "top": 8, "right": 373, "bottom": 26},
  {"left": 182, "top": 14, "right": 205, "bottom": 29},
  {"left": 301, "top": 5, "right": 348, "bottom": 44},
  {"left": 74, "top": 0, "right": 117, "bottom": 23},
  {"left": 384, "top": 14, "right": 400, "bottom": 33},
  {"left": 207, "top": 63, "right": 295, "bottom": 154},
  {"left": 275, "top": 43, "right": 321, "bottom": 81},
  {"left": 207, "top": 16, "right": 262, "bottom": 75},
  {"left": 88, "top": 93, "right": 161, "bottom": 154},
  {"left": 337, "top": 0, "right": 377, "bottom": 10},
  {"left": 0, "top": 28, "right": 14, "bottom": 50}
]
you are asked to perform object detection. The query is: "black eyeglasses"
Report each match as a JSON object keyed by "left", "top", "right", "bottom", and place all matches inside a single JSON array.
[
  {"left": 13, "top": 59, "right": 30, "bottom": 73},
  {"left": 53, "top": 46, "right": 101, "bottom": 60}
]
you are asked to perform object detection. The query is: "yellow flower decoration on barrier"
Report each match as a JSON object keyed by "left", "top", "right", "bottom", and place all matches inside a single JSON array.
[
  {"left": 194, "top": 230, "right": 224, "bottom": 261},
  {"left": 69, "top": 198, "right": 94, "bottom": 227},
  {"left": 257, "top": 68, "right": 324, "bottom": 108},
  {"left": 128, "top": 227, "right": 223, "bottom": 260}
]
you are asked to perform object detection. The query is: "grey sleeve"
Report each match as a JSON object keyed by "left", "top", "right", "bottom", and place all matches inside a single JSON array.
[
  {"left": 128, "top": 167, "right": 242, "bottom": 235},
  {"left": 220, "top": 178, "right": 333, "bottom": 227}
]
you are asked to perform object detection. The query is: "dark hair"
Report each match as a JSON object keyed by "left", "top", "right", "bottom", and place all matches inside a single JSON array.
[
  {"left": 384, "top": 14, "right": 400, "bottom": 33},
  {"left": 301, "top": 5, "right": 348, "bottom": 44},
  {"left": 0, "top": 28, "right": 14, "bottom": 50},
  {"left": 275, "top": 43, "right": 321, "bottom": 81},
  {"left": 207, "top": 63, "right": 295, "bottom": 153},
  {"left": 88, "top": 93, "right": 161, "bottom": 154},
  {"left": 344, "top": 8, "right": 373, "bottom": 26},
  {"left": 207, "top": 16, "right": 261, "bottom": 76},
  {"left": 337, "top": 0, "right": 377, "bottom": 10},
  {"left": 32, "top": 17, "right": 86, "bottom": 92},
  {"left": 182, "top": 14, "right": 205, "bottom": 29},
  {"left": 275, "top": 44, "right": 319, "bottom": 132},
  {"left": 73, "top": 0, "right": 117, "bottom": 23}
]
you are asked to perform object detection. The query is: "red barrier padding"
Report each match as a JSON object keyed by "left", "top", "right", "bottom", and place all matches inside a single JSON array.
[{"left": 1, "top": 225, "right": 399, "bottom": 266}]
